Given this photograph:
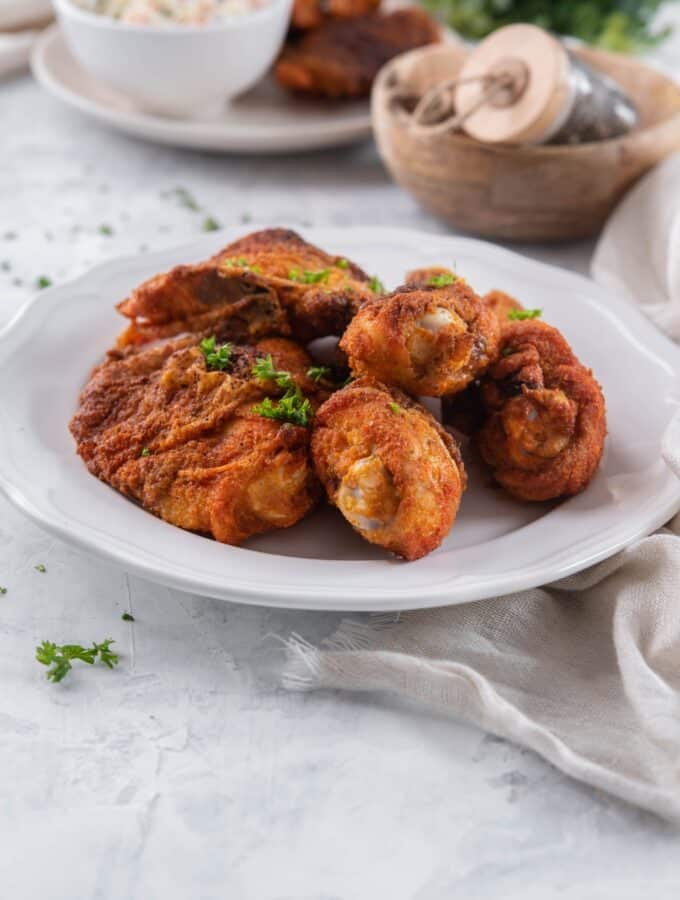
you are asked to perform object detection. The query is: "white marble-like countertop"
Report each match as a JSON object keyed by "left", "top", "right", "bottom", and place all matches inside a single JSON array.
[{"left": 2, "top": 54, "right": 680, "bottom": 899}]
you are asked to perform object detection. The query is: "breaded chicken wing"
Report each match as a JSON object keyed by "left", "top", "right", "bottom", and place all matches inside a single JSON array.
[
  {"left": 311, "top": 377, "right": 466, "bottom": 560},
  {"left": 406, "top": 268, "right": 525, "bottom": 333},
  {"left": 340, "top": 279, "right": 500, "bottom": 397},
  {"left": 116, "top": 261, "right": 289, "bottom": 349},
  {"left": 275, "top": 8, "right": 441, "bottom": 99},
  {"left": 70, "top": 333, "right": 325, "bottom": 545},
  {"left": 292, "top": 0, "right": 380, "bottom": 30},
  {"left": 472, "top": 321, "right": 606, "bottom": 501},
  {"left": 212, "top": 228, "right": 377, "bottom": 342}
]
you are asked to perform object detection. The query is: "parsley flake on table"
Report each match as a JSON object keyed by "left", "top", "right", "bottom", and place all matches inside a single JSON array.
[
  {"left": 36, "top": 276, "right": 52, "bottom": 290},
  {"left": 202, "top": 216, "right": 220, "bottom": 232},
  {"left": 0, "top": 587, "right": 7, "bottom": 595},
  {"left": 508, "top": 308, "right": 543, "bottom": 321},
  {"left": 99, "top": 224, "right": 114, "bottom": 236},
  {"left": 368, "top": 276, "right": 385, "bottom": 294},
  {"left": 253, "top": 392, "right": 313, "bottom": 427},
  {"left": 428, "top": 272, "right": 457, "bottom": 287},
  {"left": 121, "top": 612, "right": 135, "bottom": 622},
  {"left": 34, "top": 564, "right": 46, "bottom": 573},
  {"left": 200, "top": 336, "right": 233, "bottom": 371},
  {"left": 166, "top": 186, "right": 200, "bottom": 211},
  {"left": 36, "top": 638, "right": 119, "bottom": 684}
]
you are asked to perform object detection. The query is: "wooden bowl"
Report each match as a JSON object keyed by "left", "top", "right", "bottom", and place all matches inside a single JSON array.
[{"left": 372, "top": 42, "right": 680, "bottom": 242}]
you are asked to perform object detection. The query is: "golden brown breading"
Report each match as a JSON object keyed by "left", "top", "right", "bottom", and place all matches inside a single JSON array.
[
  {"left": 275, "top": 8, "right": 441, "bottom": 100},
  {"left": 483, "top": 289, "right": 524, "bottom": 329},
  {"left": 70, "top": 334, "right": 324, "bottom": 545},
  {"left": 311, "top": 377, "right": 466, "bottom": 560},
  {"left": 473, "top": 321, "right": 606, "bottom": 501},
  {"left": 116, "top": 261, "right": 290, "bottom": 349},
  {"left": 291, "top": 0, "right": 380, "bottom": 30},
  {"left": 340, "top": 280, "right": 500, "bottom": 398},
  {"left": 212, "top": 228, "right": 377, "bottom": 342}
]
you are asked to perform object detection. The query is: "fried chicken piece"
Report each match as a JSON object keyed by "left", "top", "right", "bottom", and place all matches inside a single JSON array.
[
  {"left": 275, "top": 8, "right": 441, "bottom": 99},
  {"left": 483, "top": 289, "right": 524, "bottom": 329},
  {"left": 116, "top": 261, "right": 290, "bottom": 349},
  {"left": 210, "top": 228, "right": 377, "bottom": 342},
  {"left": 292, "top": 0, "right": 380, "bottom": 30},
  {"left": 311, "top": 377, "right": 466, "bottom": 560},
  {"left": 70, "top": 333, "right": 325, "bottom": 545},
  {"left": 471, "top": 321, "right": 606, "bottom": 501},
  {"left": 340, "top": 279, "right": 500, "bottom": 398}
]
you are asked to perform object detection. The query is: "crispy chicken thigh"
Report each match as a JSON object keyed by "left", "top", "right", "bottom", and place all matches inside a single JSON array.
[
  {"left": 275, "top": 8, "right": 441, "bottom": 99},
  {"left": 340, "top": 279, "right": 500, "bottom": 397},
  {"left": 211, "top": 228, "right": 377, "bottom": 341},
  {"left": 116, "top": 262, "right": 290, "bottom": 349},
  {"left": 116, "top": 229, "right": 376, "bottom": 347},
  {"left": 71, "top": 333, "right": 324, "bottom": 545},
  {"left": 311, "top": 377, "right": 466, "bottom": 560},
  {"left": 470, "top": 321, "right": 606, "bottom": 501}
]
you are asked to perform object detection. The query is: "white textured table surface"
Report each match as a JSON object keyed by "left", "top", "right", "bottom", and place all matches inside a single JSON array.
[{"left": 2, "top": 59, "right": 680, "bottom": 899}]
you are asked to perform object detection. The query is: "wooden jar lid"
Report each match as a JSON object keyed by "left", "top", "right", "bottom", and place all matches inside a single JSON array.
[{"left": 455, "top": 24, "right": 572, "bottom": 145}]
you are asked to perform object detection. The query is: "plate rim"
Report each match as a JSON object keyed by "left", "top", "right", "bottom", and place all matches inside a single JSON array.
[
  {"left": 1, "top": 224, "right": 680, "bottom": 611},
  {"left": 30, "top": 25, "right": 373, "bottom": 154}
]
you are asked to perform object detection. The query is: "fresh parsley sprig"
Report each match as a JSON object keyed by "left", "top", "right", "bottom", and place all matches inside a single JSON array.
[
  {"left": 253, "top": 393, "right": 313, "bottom": 427},
  {"left": 200, "top": 335, "right": 233, "bottom": 371},
  {"left": 428, "top": 272, "right": 457, "bottom": 287},
  {"left": 368, "top": 276, "right": 385, "bottom": 294},
  {"left": 252, "top": 354, "right": 314, "bottom": 426},
  {"left": 307, "top": 365, "right": 333, "bottom": 383},
  {"left": 508, "top": 308, "right": 542, "bottom": 321},
  {"left": 36, "top": 638, "right": 119, "bottom": 683}
]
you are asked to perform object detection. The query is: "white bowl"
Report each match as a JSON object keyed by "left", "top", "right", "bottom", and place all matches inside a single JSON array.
[{"left": 52, "top": 0, "right": 293, "bottom": 118}]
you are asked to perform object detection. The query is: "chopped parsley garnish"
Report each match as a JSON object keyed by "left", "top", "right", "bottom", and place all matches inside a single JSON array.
[
  {"left": 389, "top": 402, "right": 403, "bottom": 414},
  {"left": 288, "top": 267, "right": 331, "bottom": 284},
  {"left": 200, "top": 336, "right": 233, "bottom": 371},
  {"left": 307, "top": 365, "right": 332, "bottom": 383},
  {"left": 508, "top": 308, "right": 542, "bottom": 321},
  {"left": 252, "top": 355, "right": 296, "bottom": 391},
  {"left": 202, "top": 216, "right": 220, "bottom": 232},
  {"left": 0, "top": 587, "right": 7, "bottom": 595},
  {"left": 253, "top": 393, "right": 313, "bottom": 428},
  {"left": 36, "top": 276, "right": 52, "bottom": 289},
  {"left": 337, "top": 258, "right": 350, "bottom": 269},
  {"left": 428, "top": 272, "right": 457, "bottom": 287},
  {"left": 252, "top": 354, "right": 313, "bottom": 426},
  {"left": 222, "top": 256, "right": 249, "bottom": 268},
  {"left": 122, "top": 612, "right": 135, "bottom": 622},
  {"left": 99, "top": 224, "right": 114, "bottom": 236},
  {"left": 368, "top": 276, "right": 385, "bottom": 294},
  {"left": 501, "top": 347, "right": 515, "bottom": 357},
  {"left": 36, "top": 638, "right": 119, "bottom": 684},
  {"left": 34, "top": 564, "right": 46, "bottom": 573},
  {"left": 140, "top": 448, "right": 151, "bottom": 457}
]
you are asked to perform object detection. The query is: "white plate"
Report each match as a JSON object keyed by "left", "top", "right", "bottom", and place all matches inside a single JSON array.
[
  {"left": 1, "top": 226, "right": 679, "bottom": 611},
  {"left": 31, "top": 25, "right": 372, "bottom": 153},
  {"left": 0, "top": 0, "right": 51, "bottom": 30}
]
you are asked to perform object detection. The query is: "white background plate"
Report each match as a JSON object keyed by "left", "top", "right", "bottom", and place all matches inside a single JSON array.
[
  {"left": 31, "top": 26, "right": 372, "bottom": 154},
  {"left": 1, "top": 225, "right": 679, "bottom": 610}
]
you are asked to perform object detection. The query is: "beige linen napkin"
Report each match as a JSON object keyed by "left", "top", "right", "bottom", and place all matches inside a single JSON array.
[{"left": 284, "top": 164, "right": 680, "bottom": 822}]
